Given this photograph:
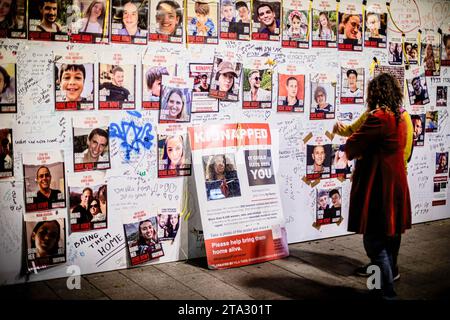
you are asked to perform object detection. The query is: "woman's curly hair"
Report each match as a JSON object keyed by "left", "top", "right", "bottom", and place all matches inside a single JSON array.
[{"left": 366, "top": 73, "right": 403, "bottom": 123}]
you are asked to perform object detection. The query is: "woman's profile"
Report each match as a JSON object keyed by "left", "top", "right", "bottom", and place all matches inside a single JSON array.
[{"left": 30, "top": 220, "right": 61, "bottom": 258}]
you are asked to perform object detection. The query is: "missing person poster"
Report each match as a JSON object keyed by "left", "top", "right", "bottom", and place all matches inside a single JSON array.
[
  {"left": 73, "top": 115, "right": 110, "bottom": 172},
  {"left": 311, "top": 0, "right": 337, "bottom": 48},
  {"left": 69, "top": 0, "right": 110, "bottom": 44},
  {"left": 306, "top": 139, "right": 331, "bottom": 180},
  {"left": 220, "top": 0, "right": 251, "bottom": 41},
  {"left": 281, "top": 0, "right": 310, "bottom": 49},
  {"left": 149, "top": 0, "right": 184, "bottom": 43},
  {"left": 189, "top": 63, "right": 219, "bottom": 113},
  {"left": 25, "top": 212, "right": 66, "bottom": 272},
  {"left": 28, "top": 0, "right": 69, "bottom": 41},
  {"left": 208, "top": 54, "right": 243, "bottom": 102},
  {"left": 432, "top": 152, "right": 448, "bottom": 206},
  {"left": 330, "top": 141, "right": 353, "bottom": 179},
  {"left": 242, "top": 57, "right": 272, "bottom": 109},
  {"left": 187, "top": 0, "right": 219, "bottom": 44},
  {"left": 188, "top": 123, "right": 289, "bottom": 269},
  {"left": 277, "top": 65, "right": 305, "bottom": 113},
  {"left": 313, "top": 184, "right": 342, "bottom": 227},
  {"left": 157, "top": 124, "right": 192, "bottom": 178},
  {"left": 0, "top": 52, "right": 17, "bottom": 113},
  {"left": 68, "top": 171, "right": 107, "bottom": 232},
  {"left": 157, "top": 207, "right": 180, "bottom": 241},
  {"left": 406, "top": 66, "right": 430, "bottom": 107},
  {"left": 404, "top": 37, "right": 419, "bottom": 65},
  {"left": 337, "top": 2, "right": 363, "bottom": 51},
  {"left": 441, "top": 33, "right": 450, "bottom": 66},
  {"left": 310, "top": 73, "right": 336, "bottom": 120},
  {"left": 251, "top": 0, "right": 281, "bottom": 42},
  {"left": 340, "top": 64, "right": 364, "bottom": 104},
  {"left": 110, "top": 0, "right": 148, "bottom": 45},
  {"left": 0, "top": 127, "right": 13, "bottom": 178},
  {"left": 411, "top": 113, "right": 425, "bottom": 147},
  {"left": 421, "top": 34, "right": 441, "bottom": 77},
  {"left": 0, "top": 0, "right": 26, "bottom": 39},
  {"left": 159, "top": 75, "right": 193, "bottom": 123},
  {"left": 123, "top": 211, "right": 165, "bottom": 266},
  {"left": 54, "top": 51, "right": 95, "bottom": 111},
  {"left": 23, "top": 150, "right": 66, "bottom": 212},
  {"left": 364, "top": 1, "right": 387, "bottom": 48}
]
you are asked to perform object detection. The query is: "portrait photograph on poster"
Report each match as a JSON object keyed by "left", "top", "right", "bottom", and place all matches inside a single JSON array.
[
  {"left": 404, "top": 40, "right": 418, "bottom": 64},
  {"left": 425, "top": 111, "right": 438, "bottom": 133},
  {"left": 69, "top": 173, "right": 107, "bottom": 232},
  {"left": 411, "top": 114, "right": 425, "bottom": 147},
  {"left": 54, "top": 63, "right": 94, "bottom": 111},
  {"left": 69, "top": 0, "right": 109, "bottom": 43},
  {"left": 340, "top": 67, "right": 364, "bottom": 104},
  {"left": 158, "top": 132, "right": 192, "bottom": 178},
  {"left": 149, "top": 0, "right": 183, "bottom": 43},
  {"left": 0, "top": 128, "right": 13, "bottom": 178},
  {"left": 407, "top": 75, "right": 430, "bottom": 106},
  {"left": 73, "top": 116, "right": 110, "bottom": 172},
  {"left": 436, "top": 86, "right": 447, "bottom": 107},
  {"left": 99, "top": 63, "right": 136, "bottom": 109},
  {"left": 220, "top": 0, "right": 251, "bottom": 40},
  {"left": 306, "top": 144, "right": 331, "bottom": 180},
  {"left": 388, "top": 41, "right": 403, "bottom": 65},
  {"left": 203, "top": 153, "right": 242, "bottom": 201},
  {"left": 111, "top": 0, "right": 148, "bottom": 44},
  {"left": 23, "top": 151, "right": 66, "bottom": 212},
  {"left": 159, "top": 75, "right": 193, "bottom": 123},
  {"left": 277, "top": 74, "right": 305, "bottom": 112},
  {"left": 436, "top": 152, "right": 449, "bottom": 175},
  {"left": 157, "top": 208, "right": 180, "bottom": 241},
  {"left": 25, "top": 216, "right": 66, "bottom": 272},
  {"left": 209, "top": 57, "right": 242, "bottom": 101},
  {"left": 421, "top": 42, "right": 440, "bottom": 77},
  {"left": 315, "top": 187, "right": 342, "bottom": 226},
  {"left": 282, "top": 1, "right": 309, "bottom": 49},
  {"left": 364, "top": 11, "right": 387, "bottom": 48},
  {"left": 0, "top": 63, "right": 17, "bottom": 113},
  {"left": 312, "top": 9, "right": 336, "bottom": 48},
  {"left": 187, "top": 0, "right": 219, "bottom": 44},
  {"left": 28, "top": 0, "right": 70, "bottom": 41},
  {"left": 441, "top": 34, "right": 450, "bottom": 66},
  {"left": 251, "top": 0, "right": 281, "bottom": 41},
  {"left": 330, "top": 144, "right": 352, "bottom": 179},
  {"left": 189, "top": 63, "right": 219, "bottom": 113},
  {"left": 337, "top": 12, "right": 362, "bottom": 51},
  {"left": 0, "top": 0, "right": 27, "bottom": 38},
  {"left": 242, "top": 67, "right": 272, "bottom": 109},
  {"left": 124, "top": 215, "right": 164, "bottom": 266},
  {"left": 310, "top": 81, "right": 335, "bottom": 120}
]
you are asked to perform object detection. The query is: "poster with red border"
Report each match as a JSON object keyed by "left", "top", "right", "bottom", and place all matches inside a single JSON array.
[{"left": 188, "top": 123, "right": 289, "bottom": 269}]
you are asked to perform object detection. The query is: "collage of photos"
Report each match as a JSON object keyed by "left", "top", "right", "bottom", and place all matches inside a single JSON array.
[
  {"left": 69, "top": 175, "right": 107, "bottom": 232},
  {"left": 54, "top": 62, "right": 95, "bottom": 110},
  {"left": 25, "top": 216, "right": 66, "bottom": 272},
  {"left": 219, "top": 0, "right": 251, "bottom": 41},
  {"left": 148, "top": 0, "right": 184, "bottom": 43},
  {"left": 157, "top": 133, "right": 192, "bottom": 177},
  {"left": 306, "top": 144, "right": 331, "bottom": 180},
  {"left": 277, "top": 74, "right": 305, "bottom": 112},
  {"left": 203, "top": 153, "right": 241, "bottom": 201},
  {"left": 99, "top": 63, "right": 136, "bottom": 109},
  {"left": 0, "top": 128, "right": 13, "bottom": 178},
  {"left": 0, "top": 63, "right": 17, "bottom": 113},
  {"left": 187, "top": 0, "right": 219, "bottom": 44},
  {"left": 23, "top": 151, "right": 66, "bottom": 212},
  {"left": 315, "top": 187, "right": 342, "bottom": 226}
]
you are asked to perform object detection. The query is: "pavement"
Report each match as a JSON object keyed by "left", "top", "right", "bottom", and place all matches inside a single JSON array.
[{"left": 1, "top": 219, "right": 450, "bottom": 300}]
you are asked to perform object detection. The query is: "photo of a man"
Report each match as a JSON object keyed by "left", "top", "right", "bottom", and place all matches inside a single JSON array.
[
  {"left": 243, "top": 69, "right": 271, "bottom": 103},
  {"left": 100, "top": 66, "right": 130, "bottom": 101},
  {"left": 99, "top": 64, "right": 135, "bottom": 109},
  {"left": 408, "top": 76, "right": 430, "bottom": 106},
  {"left": 252, "top": 1, "right": 280, "bottom": 40},
  {"left": 37, "top": 0, "right": 61, "bottom": 32},
  {"left": 306, "top": 144, "right": 331, "bottom": 179},
  {"left": 411, "top": 114, "right": 425, "bottom": 147},
  {"left": 341, "top": 68, "right": 363, "bottom": 104},
  {"left": 277, "top": 75, "right": 304, "bottom": 112}
]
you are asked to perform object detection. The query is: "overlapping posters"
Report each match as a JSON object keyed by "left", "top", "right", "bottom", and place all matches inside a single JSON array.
[
  {"left": 337, "top": 1, "right": 363, "bottom": 51},
  {"left": 251, "top": 0, "right": 281, "bottom": 42},
  {"left": 340, "top": 63, "right": 364, "bottom": 105},
  {"left": 28, "top": 0, "right": 69, "bottom": 41},
  {"left": 432, "top": 152, "right": 449, "bottom": 206},
  {"left": 142, "top": 51, "right": 177, "bottom": 110},
  {"left": 219, "top": 0, "right": 251, "bottom": 41},
  {"left": 111, "top": 0, "right": 148, "bottom": 45},
  {"left": 421, "top": 33, "right": 441, "bottom": 77},
  {"left": 187, "top": 0, "right": 219, "bottom": 44},
  {"left": 99, "top": 52, "right": 136, "bottom": 110},
  {"left": 69, "top": 0, "right": 110, "bottom": 44},
  {"left": 311, "top": 0, "right": 337, "bottom": 48},
  {"left": 364, "top": 1, "right": 387, "bottom": 48},
  {"left": 0, "top": 127, "right": 13, "bottom": 178},
  {"left": 208, "top": 54, "right": 242, "bottom": 101},
  {"left": 54, "top": 51, "right": 95, "bottom": 111},
  {"left": 0, "top": 0, "right": 26, "bottom": 39},
  {"left": 282, "top": 0, "right": 310, "bottom": 49},
  {"left": 310, "top": 73, "right": 336, "bottom": 120},
  {"left": 123, "top": 211, "right": 164, "bottom": 266},
  {"left": 277, "top": 64, "right": 305, "bottom": 112},
  {"left": 73, "top": 115, "right": 110, "bottom": 171},
  {"left": 188, "top": 123, "right": 289, "bottom": 269},
  {"left": 68, "top": 171, "right": 107, "bottom": 232},
  {"left": 149, "top": 0, "right": 184, "bottom": 43},
  {"left": 159, "top": 75, "right": 193, "bottom": 123},
  {"left": 189, "top": 63, "right": 219, "bottom": 113},
  {"left": 23, "top": 150, "right": 66, "bottom": 212},
  {"left": 25, "top": 211, "right": 66, "bottom": 272},
  {"left": 0, "top": 52, "right": 17, "bottom": 113},
  {"left": 157, "top": 124, "right": 192, "bottom": 178},
  {"left": 242, "top": 57, "right": 272, "bottom": 109}
]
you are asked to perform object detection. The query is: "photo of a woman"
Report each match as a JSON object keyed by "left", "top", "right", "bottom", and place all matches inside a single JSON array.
[
  {"left": 78, "top": 0, "right": 106, "bottom": 34},
  {"left": 204, "top": 154, "right": 241, "bottom": 201}
]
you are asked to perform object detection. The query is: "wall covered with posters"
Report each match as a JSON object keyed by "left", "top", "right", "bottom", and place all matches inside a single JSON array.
[{"left": 0, "top": 0, "right": 449, "bottom": 284}]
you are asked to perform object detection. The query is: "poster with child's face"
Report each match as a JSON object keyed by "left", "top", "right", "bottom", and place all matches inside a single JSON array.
[
  {"left": 0, "top": 63, "right": 17, "bottom": 113},
  {"left": 99, "top": 63, "right": 136, "bottom": 110},
  {"left": 25, "top": 215, "right": 66, "bottom": 272},
  {"left": 28, "top": 0, "right": 70, "bottom": 41},
  {"left": 282, "top": 0, "right": 309, "bottom": 48},
  {"left": 277, "top": 74, "right": 305, "bottom": 112},
  {"left": 69, "top": 0, "right": 110, "bottom": 44},
  {"left": 251, "top": 0, "right": 281, "bottom": 41},
  {"left": 0, "top": 128, "right": 13, "bottom": 178},
  {"left": 149, "top": 0, "right": 184, "bottom": 43},
  {"left": 55, "top": 63, "right": 94, "bottom": 110},
  {"left": 23, "top": 150, "right": 66, "bottom": 212},
  {"left": 111, "top": 0, "right": 148, "bottom": 44},
  {"left": 0, "top": 0, "right": 26, "bottom": 39},
  {"left": 312, "top": 9, "right": 337, "bottom": 48},
  {"left": 187, "top": 0, "right": 219, "bottom": 44},
  {"left": 159, "top": 75, "right": 193, "bottom": 123}
]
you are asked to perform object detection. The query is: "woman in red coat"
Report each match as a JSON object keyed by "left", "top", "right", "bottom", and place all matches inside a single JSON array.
[{"left": 345, "top": 73, "right": 412, "bottom": 299}]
